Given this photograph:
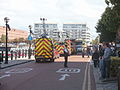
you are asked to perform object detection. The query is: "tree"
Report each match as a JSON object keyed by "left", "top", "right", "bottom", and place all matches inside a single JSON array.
[
  {"left": 1, "top": 34, "right": 6, "bottom": 43},
  {"left": 92, "top": 36, "right": 99, "bottom": 45},
  {"left": 95, "top": 0, "right": 120, "bottom": 42},
  {"left": 19, "top": 38, "right": 24, "bottom": 42},
  {"left": 13, "top": 38, "right": 19, "bottom": 43}
]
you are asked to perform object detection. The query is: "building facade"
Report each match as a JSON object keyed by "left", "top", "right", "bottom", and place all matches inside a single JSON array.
[
  {"left": 34, "top": 23, "right": 91, "bottom": 44},
  {"left": 63, "top": 23, "right": 91, "bottom": 44},
  {"left": 0, "top": 26, "right": 28, "bottom": 41},
  {"left": 34, "top": 23, "right": 60, "bottom": 40}
]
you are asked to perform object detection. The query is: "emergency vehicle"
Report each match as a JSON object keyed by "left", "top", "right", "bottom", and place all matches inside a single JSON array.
[{"left": 34, "top": 38, "right": 59, "bottom": 62}]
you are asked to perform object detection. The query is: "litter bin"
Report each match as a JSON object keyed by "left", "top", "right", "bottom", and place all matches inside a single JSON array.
[{"left": 118, "top": 66, "right": 120, "bottom": 90}]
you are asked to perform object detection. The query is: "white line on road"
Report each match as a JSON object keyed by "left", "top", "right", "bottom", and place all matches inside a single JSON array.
[
  {"left": 88, "top": 63, "right": 91, "bottom": 90},
  {"left": 0, "top": 74, "right": 11, "bottom": 79},
  {"left": 59, "top": 74, "right": 70, "bottom": 80},
  {"left": 82, "top": 63, "right": 88, "bottom": 90}
]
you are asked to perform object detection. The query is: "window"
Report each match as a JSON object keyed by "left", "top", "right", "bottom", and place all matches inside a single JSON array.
[{"left": 35, "top": 24, "right": 39, "bottom": 27}]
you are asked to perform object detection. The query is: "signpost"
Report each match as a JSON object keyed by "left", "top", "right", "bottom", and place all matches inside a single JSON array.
[
  {"left": 28, "top": 34, "right": 32, "bottom": 59},
  {"left": 28, "top": 34, "right": 33, "bottom": 41}
]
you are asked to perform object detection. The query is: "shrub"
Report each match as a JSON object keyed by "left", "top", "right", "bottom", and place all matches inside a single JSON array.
[{"left": 110, "top": 56, "right": 120, "bottom": 77}]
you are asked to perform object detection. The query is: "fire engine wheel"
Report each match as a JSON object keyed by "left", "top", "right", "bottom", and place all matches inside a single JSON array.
[
  {"left": 51, "top": 59, "right": 54, "bottom": 62},
  {"left": 36, "top": 59, "right": 39, "bottom": 63}
]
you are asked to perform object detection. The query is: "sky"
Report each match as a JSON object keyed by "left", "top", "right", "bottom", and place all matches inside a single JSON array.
[{"left": 0, "top": 0, "right": 107, "bottom": 39}]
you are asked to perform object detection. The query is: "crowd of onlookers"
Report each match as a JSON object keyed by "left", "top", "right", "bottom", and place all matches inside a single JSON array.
[
  {"left": 92, "top": 42, "right": 117, "bottom": 81},
  {"left": 81, "top": 42, "right": 117, "bottom": 81}
]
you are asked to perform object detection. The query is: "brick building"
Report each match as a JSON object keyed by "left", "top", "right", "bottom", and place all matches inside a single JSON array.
[{"left": 0, "top": 26, "right": 28, "bottom": 41}]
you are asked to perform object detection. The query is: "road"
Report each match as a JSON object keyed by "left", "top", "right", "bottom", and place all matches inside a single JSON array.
[{"left": 0, "top": 55, "right": 96, "bottom": 90}]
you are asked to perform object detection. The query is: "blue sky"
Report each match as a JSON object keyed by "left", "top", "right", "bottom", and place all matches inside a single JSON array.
[{"left": 0, "top": 0, "right": 107, "bottom": 39}]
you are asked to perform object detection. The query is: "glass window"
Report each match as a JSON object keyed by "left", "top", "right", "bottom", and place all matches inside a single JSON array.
[{"left": 35, "top": 24, "right": 39, "bottom": 27}]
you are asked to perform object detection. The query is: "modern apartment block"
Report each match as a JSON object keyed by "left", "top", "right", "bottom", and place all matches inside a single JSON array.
[
  {"left": 34, "top": 23, "right": 91, "bottom": 44},
  {"left": 0, "top": 26, "right": 28, "bottom": 41},
  {"left": 34, "top": 23, "right": 60, "bottom": 41},
  {"left": 63, "top": 23, "right": 91, "bottom": 44}
]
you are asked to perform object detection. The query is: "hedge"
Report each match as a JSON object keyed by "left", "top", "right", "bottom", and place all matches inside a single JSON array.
[{"left": 110, "top": 56, "right": 120, "bottom": 77}]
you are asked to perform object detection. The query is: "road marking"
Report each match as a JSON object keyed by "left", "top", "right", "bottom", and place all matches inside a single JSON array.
[
  {"left": 56, "top": 68, "right": 80, "bottom": 73},
  {"left": 5, "top": 68, "right": 33, "bottom": 73},
  {"left": 59, "top": 74, "right": 70, "bottom": 80},
  {"left": 82, "top": 63, "right": 88, "bottom": 90},
  {"left": 0, "top": 74, "right": 11, "bottom": 79},
  {"left": 88, "top": 63, "right": 91, "bottom": 90}
]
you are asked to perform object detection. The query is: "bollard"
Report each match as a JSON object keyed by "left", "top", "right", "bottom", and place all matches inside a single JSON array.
[
  {"left": 0, "top": 51, "right": 2, "bottom": 63},
  {"left": 28, "top": 49, "right": 31, "bottom": 59},
  {"left": 1, "top": 51, "right": 3, "bottom": 62},
  {"left": 15, "top": 51, "right": 17, "bottom": 60},
  {"left": 18, "top": 50, "right": 21, "bottom": 58},
  {"left": 25, "top": 50, "right": 27, "bottom": 57},
  {"left": 11, "top": 51, "right": 13, "bottom": 60},
  {"left": 22, "top": 49, "right": 24, "bottom": 58},
  {"left": 118, "top": 66, "right": 120, "bottom": 90}
]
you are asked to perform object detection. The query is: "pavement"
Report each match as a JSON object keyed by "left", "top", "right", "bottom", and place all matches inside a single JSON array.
[
  {"left": 0, "top": 56, "right": 34, "bottom": 69},
  {"left": 0, "top": 56, "right": 119, "bottom": 90},
  {"left": 92, "top": 63, "right": 118, "bottom": 90}
]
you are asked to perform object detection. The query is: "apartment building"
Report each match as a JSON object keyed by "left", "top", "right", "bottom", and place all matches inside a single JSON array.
[
  {"left": 0, "top": 26, "right": 28, "bottom": 41},
  {"left": 34, "top": 23, "right": 91, "bottom": 44},
  {"left": 63, "top": 23, "right": 91, "bottom": 44},
  {"left": 34, "top": 23, "right": 60, "bottom": 40}
]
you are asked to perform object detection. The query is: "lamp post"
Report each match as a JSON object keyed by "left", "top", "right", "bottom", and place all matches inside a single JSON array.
[
  {"left": 28, "top": 25, "right": 32, "bottom": 59},
  {"left": 4, "top": 17, "right": 10, "bottom": 64},
  {"left": 40, "top": 18, "right": 47, "bottom": 37}
]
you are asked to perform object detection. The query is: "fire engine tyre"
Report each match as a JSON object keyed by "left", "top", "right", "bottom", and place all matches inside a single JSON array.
[
  {"left": 36, "top": 59, "right": 39, "bottom": 63},
  {"left": 51, "top": 59, "right": 54, "bottom": 62}
]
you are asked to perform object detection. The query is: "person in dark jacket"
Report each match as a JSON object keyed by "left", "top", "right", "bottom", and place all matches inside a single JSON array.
[
  {"left": 92, "top": 48, "right": 99, "bottom": 68},
  {"left": 64, "top": 45, "right": 69, "bottom": 68}
]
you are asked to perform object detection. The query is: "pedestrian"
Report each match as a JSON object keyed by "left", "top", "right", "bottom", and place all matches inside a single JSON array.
[
  {"left": 99, "top": 45, "right": 104, "bottom": 59},
  {"left": 63, "top": 45, "right": 69, "bottom": 68},
  {"left": 98, "top": 45, "right": 104, "bottom": 72},
  {"left": 86, "top": 46, "right": 91, "bottom": 58},
  {"left": 82, "top": 48, "right": 85, "bottom": 58},
  {"left": 92, "top": 47, "right": 99, "bottom": 68},
  {"left": 101, "top": 43, "right": 111, "bottom": 81}
]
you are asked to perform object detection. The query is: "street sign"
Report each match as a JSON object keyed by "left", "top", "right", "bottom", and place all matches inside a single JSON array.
[{"left": 28, "top": 35, "right": 33, "bottom": 40}]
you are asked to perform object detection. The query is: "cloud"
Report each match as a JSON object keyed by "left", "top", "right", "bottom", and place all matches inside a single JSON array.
[{"left": 0, "top": 0, "right": 107, "bottom": 38}]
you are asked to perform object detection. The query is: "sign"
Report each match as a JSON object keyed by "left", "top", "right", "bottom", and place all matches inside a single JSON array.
[
  {"left": 56, "top": 68, "right": 80, "bottom": 73},
  {"left": 28, "top": 35, "right": 33, "bottom": 41}
]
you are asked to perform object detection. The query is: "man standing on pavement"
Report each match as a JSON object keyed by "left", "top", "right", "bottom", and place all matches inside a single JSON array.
[
  {"left": 101, "top": 43, "right": 111, "bottom": 80},
  {"left": 64, "top": 45, "right": 69, "bottom": 68}
]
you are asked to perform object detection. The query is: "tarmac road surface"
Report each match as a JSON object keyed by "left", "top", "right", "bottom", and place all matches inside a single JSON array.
[{"left": 0, "top": 55, "right": 96, "bottom": 90}]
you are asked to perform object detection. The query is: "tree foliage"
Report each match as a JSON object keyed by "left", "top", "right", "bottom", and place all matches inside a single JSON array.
[
  {"left": 1, "top": 34, "right": 6, "bottom": 43},
  {"left": 92, "top": 36, "right": 99, "bottom": 45},
  {"left": 96, "top": 0, "right": 120, "bottom": 42}
]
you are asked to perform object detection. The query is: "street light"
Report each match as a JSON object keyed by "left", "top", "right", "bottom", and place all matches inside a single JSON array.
[
  {"left": 28, "top": 25, "right": 32, "bottom": 59},
  {"left": 40, "top": 18, "right": 47, "bottom": 37},
  {"left": 4, "top": 17, "right": 10, "bottom": 64}
]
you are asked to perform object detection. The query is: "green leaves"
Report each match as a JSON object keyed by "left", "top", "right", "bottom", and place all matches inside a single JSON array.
[{"left": 95, "top": 0, "right": 120, "bottom": 42}]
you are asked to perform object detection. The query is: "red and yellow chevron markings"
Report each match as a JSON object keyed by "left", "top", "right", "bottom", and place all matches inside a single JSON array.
[
  {"left": 35, "top": 38, "right": 53, "bottom": 58},
  {"left": 65, "top": 40, "right": 71, "bottom": 54}
]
